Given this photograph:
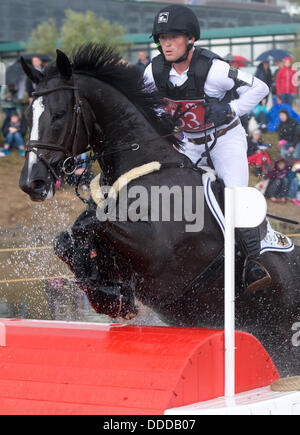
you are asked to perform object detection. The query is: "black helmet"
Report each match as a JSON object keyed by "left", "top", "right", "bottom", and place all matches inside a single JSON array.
[{"left": 152, "top": 5, "right": 200, "bottom": 44}]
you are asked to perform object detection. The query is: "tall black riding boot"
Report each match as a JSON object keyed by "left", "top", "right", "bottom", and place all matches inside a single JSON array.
[{"left": 236, "top": 227, "right": 271, "bottom": 293}]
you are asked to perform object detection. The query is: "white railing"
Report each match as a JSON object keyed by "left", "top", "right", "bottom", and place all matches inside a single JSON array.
[{"left": 224, "top": 187, "right": 267, "bottom": 398}]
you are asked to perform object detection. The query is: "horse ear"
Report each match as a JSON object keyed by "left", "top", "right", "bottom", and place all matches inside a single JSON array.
[
  {"left": 56, "top": 49, "right": 72, "bottom": 80},
  {"left": 20, "top": 57, "right": 43, "bottom": 84}
]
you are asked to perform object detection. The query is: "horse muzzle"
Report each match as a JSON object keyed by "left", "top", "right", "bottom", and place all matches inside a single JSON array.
[{"left": 19, "top": 164, "right": 55, "bottom": 202}]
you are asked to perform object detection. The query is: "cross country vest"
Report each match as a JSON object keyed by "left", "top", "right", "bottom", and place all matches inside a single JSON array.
[{"left": 152, "top": 47, "right": 229, "bottom": 133}]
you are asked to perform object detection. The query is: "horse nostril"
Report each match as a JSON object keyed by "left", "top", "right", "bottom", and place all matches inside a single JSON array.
[{"left": 31, "top": 180, "right": 46, "bottom": 190}]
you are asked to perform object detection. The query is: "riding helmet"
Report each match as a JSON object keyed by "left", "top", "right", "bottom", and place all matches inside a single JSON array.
[{"left": 152, "top": 4, "right": 200, "bottom": 45}]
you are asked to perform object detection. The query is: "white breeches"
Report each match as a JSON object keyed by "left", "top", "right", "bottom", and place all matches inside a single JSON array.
[{"left": 179, "top": 123, "right": 249, "bottom": 187}]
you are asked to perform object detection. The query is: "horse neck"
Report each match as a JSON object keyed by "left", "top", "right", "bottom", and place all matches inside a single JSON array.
[{"left": 82, "top": 77, "right": 181, "bottom": 184}]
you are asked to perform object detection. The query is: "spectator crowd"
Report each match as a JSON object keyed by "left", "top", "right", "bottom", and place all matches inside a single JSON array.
[
  {"left": 0, "top": 55, "right": 95, "bottom": 193},
  {"left": 246, "top": 55, "right": 300, "bottom": 207},
  {"left": 0, "top": 55, "right": 45, "bottom": 157}
]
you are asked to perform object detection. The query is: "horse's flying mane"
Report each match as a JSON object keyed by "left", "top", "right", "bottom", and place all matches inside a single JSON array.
[{"left": 44, "top": 43, "right": 179, "bottom": 146}]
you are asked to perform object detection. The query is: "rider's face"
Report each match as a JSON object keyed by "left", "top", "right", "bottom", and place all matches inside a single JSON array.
[{"left": 159, "top": 34, "right": 190, "bottom": 62}]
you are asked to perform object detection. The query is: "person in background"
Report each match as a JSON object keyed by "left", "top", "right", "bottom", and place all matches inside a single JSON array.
[
  {"left": 250, "top": 98, "right": 268, "bottom": 132},
  {"left": 268, "top": 94, "right": 300, "bottom": 132},
  {"left": 264, "top": 158, "right": 290, "bottom": 204},
  {"left": 248, "top": 130, "right": 271, "bottom": 177},
  {"left": 135, "top": 50, "right": 150, "bottom": 75},
  {"left": 0, "top": 83, "right": 19, "bottom": 125},
  {"left": 26, "top": 56, "right": 44, "bottom": 104},
  {"left": 255, "top": 61, "right": 273, "bottom": 91},
  {"left": 247, "top": 128, "right": 262, "bottom": 157},
  {"left": 1, "top": 112, "right": 26, "bottom": 156},
  {"left": 248, "top": 140, "right": 271, "bottom": 178},
  {"left": 271, "top": 59, "right": 284, "bottom": 95},
  {"left": 277, "top": 109, "right": 300, "bottom": 160},
  {"left": 288, "top": 161, "right": 300, "bottom": 206},
  {"left": 276, "top": 56, "right": 297, "bottom": 107}
]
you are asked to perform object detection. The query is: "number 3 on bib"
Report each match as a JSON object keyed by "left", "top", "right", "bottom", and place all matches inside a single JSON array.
[{"left": 163, "top": 98, "right": 214, "bottom": 132}]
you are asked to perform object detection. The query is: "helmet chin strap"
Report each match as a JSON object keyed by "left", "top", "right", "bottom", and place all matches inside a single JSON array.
[{"left": 172, "top": 40, "right": 194, "bottom": 64}]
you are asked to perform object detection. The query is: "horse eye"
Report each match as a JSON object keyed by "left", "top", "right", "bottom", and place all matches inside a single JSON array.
[{"left": 53, "top": 111, "right": 66, "bottom": 121}]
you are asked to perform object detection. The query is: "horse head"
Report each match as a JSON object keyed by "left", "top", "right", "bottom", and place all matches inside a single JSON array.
[{"left": 19, "top": 50, "right": 94, "bottom": 201}]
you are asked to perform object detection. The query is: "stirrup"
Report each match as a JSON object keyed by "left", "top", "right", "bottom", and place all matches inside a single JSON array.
[{"left": 242, "top": 257, "right": 272, "bottom": 294}]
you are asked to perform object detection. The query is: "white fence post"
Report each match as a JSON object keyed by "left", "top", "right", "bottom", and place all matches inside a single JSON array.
[
  {"left": 224, "top": 188, "right": 236, "bottom": 398},
  {"left": 224, "top": 187, "right": 267, "bottom": 399}
]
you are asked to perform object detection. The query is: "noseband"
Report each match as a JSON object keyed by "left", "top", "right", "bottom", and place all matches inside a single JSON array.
[{"left": 26, "top": 80, "right": 97, "bottom": 180}]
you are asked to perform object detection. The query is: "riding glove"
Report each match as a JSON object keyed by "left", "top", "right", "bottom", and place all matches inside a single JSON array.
[{"left": 205, "top": 101, "right": 235, "bottom": 126}]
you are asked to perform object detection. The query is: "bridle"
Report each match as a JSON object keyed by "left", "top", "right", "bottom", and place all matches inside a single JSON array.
[
  {"left": 26, "top": 79, "right": 98, "bottom": 181},
  {"left": 25, "top": 75, "right": 179, "bottom": 184}
]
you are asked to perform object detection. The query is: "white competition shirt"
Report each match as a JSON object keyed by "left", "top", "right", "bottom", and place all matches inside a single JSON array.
[{"left": 144, "top": 58, "right": 269, "bottom": 138}]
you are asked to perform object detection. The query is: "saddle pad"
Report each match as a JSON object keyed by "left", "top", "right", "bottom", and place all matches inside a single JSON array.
[{"left": 203, "top": 177, "right": 294, "bottom": 255}]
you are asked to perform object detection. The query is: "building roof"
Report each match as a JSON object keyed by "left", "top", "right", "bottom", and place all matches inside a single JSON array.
[
  {"left": 1, "top": 23, "right": 300, "bottom": 55},
  {"left": 0, "top": 41, "right": 25, "bottom": 53},
  {"left": 201, "top": 23, "right": 300, "bottom": 39},
  {"left": 123, "top": 23, "right": 300, "bottom": 43}
]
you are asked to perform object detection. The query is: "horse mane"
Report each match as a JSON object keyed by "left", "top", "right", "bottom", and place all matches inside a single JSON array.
[{"left": 44, "top": 43, "right": 180, "bottom": 147}]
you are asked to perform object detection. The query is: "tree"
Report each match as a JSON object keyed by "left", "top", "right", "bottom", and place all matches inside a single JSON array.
[
  {"left": 25, "top": 18, "right": 59, "bottom": 58},
  {"left": 60, "top": 10, "right": 127, "bottom": 56},
  {"left": 25, "top": 10, "right": 128, "bottom": 58}
]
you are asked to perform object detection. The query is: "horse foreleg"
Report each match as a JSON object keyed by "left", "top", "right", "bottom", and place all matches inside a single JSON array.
[{"left": 54, "top": 204, "right": 138, "bottom": 319}]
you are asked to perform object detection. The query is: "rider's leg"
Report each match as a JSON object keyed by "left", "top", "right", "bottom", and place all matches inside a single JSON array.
[
  {"left": 210, "top": 123, "right": 249, "bottom": 187},
  {"left": 210, "top": 124, "right": 270, "bottom": 290}
]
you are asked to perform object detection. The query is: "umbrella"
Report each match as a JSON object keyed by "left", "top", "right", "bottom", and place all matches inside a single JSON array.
[
  {"left": 5, "top": 62, "right": 24, "bottom": 87},
  {"left": 5, "top": 53, "right": 52, "bottom": 88},
  {"left": 224, "top": 53, "right": 250, "bottom": 67},
  {"left": 256, "top": 49, "right": 293, "bottom": 62}
]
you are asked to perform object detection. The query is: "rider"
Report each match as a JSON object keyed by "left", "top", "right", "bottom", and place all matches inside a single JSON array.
[{"left": 144, "top": 4, "right": 270, "bottom": 288}]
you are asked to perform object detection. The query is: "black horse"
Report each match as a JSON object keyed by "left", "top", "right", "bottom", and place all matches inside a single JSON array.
[{"left": 19, "top": 45, "right": 300, "bottom": 377}]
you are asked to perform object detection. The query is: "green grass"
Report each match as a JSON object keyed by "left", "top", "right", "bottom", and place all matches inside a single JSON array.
[{"left": 261, "top": 131, "right": 281, "bottom": 160}]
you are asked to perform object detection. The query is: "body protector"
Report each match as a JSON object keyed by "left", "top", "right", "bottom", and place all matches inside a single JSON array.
[{"left": 152, "top": 47, "right": 254, "bottom": 132}]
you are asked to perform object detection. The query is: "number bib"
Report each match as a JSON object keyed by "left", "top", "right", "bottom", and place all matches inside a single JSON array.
[{"left": 163, "top": 98, "right": 214, "bottom": 133}]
